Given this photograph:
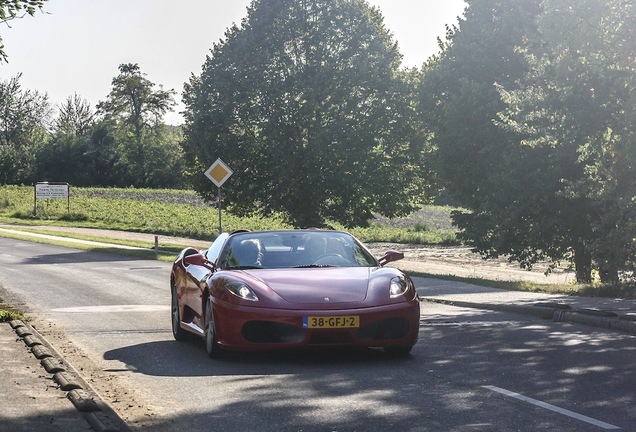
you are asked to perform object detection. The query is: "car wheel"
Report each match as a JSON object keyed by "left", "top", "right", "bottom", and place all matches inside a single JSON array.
[
  {"left": 171, "top": 283, "right": 187, "bottom": 341},
  {"left": 383, "top": 345, "right": 413, "bottom": 356},
  {"left": 204, "top": 298, "right": 220, "bottom": 358}
]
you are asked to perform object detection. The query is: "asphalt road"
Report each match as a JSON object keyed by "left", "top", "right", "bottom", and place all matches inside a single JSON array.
[{"left": 1, "top": 237, "right": 634, "bottom": 431}]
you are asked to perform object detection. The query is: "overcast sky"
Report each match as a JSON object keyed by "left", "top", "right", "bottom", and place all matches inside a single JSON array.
[{"left": 1, "top": 0, "right": 466, "bottom": 124}]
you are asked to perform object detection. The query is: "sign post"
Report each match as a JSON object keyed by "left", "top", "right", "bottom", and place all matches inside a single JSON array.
[
  {"left": 204, "top": 159, "right": 233, "bottom": 235},
  {"left": 33, "top": 182, "right": 70, "bottom": 215}
]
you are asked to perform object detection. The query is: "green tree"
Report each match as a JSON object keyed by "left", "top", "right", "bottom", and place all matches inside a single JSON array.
[
  {"left": 498, "top": 0, "right": 636, "bottom": 282},
  {"left": 0, "top": 74, "right": 51, "bottom": 184},
  {"left": 419, "top": 1, "right": 549, "bottom": 270},
  {"left": 422, "top": 0, "right": 634, "bottom": 283},
  {"left": 83, "top": 122, "right": 121, "bottom": 186},
  {"left": 182, "top": 0, "right": 427, "bottom": 228},
  {"left": 38, "top": 95, "right": 121, "bottom": 186},
  {"left": 0, "top": 0, "right": 46, "bottom": 62},
  {"left": 97, "top": 63, "right": 181, "bottom": 187},
  {"left": 54, "top": 93, "right": 94, "bottom": 136}
]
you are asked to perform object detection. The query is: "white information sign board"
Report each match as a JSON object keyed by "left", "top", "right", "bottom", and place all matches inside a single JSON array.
[{"left": 35, "top": 183, "right": 69, "bottom": 199}]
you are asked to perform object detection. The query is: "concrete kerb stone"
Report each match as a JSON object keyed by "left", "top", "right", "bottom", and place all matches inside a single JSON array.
[
  {"left": 53, "top": 371, "right": 83, "bottom": 391},
  {"left": 9, "top": 320, "right": 131, "bottom": 432},
  {"left": 42, "top": 357, "right": 67, "bottom": 373},
  {"left": 552, "top": 309, "right": 636, "bottom": 335},
  {"left": 67, "top": 389, "right": 101, "bottom": 412},
  {"left": 422, "top": 297, "right": 636, "bottom": 336},
  {"left": 421, "top": 297, "right": 557, "bottom": 320}
]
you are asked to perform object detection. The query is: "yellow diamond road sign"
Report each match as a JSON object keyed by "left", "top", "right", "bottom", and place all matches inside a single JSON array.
[{"left": 205, "top": 158, "right": 233, "bottom": 188}]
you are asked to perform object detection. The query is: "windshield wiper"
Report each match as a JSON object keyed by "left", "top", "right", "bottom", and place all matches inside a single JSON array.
[{"left": 293, "top": 264, "right": 335, "bottom": 268}]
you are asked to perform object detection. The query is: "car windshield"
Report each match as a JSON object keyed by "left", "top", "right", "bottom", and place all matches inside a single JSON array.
[{"left": 219, "top": 231, "right": 378, "bottom": 269}]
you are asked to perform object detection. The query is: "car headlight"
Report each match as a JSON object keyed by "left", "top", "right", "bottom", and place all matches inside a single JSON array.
[
  {"left": 225, "top": 282, "right": 259, "bottom": 301},
  {"left": 389, "top": 276, "right": 408, "bottom": 298}
]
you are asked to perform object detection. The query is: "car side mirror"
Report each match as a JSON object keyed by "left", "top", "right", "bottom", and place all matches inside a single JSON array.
[
  {"left": 378, "top": 250, "right": 404, "bottom": 267},
  {"left": 184, "top": 252, "right": 215, "bottom": 269}
]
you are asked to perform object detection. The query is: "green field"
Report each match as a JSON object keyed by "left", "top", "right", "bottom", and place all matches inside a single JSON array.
[{"left": 0, "top": 185, "right": 459, "bottom": 245}]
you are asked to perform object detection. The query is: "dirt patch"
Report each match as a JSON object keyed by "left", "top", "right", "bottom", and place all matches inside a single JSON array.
[{"left": 366, "top": 243, "right": 575, "bottom": 285}]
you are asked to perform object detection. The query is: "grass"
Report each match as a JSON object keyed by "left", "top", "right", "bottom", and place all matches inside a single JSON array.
[
  {"left": 0, "top": 303, "right": 27, "bottom": 322},
  {"left": 0, "top": 185, "right": 460, "bottom": 244}
]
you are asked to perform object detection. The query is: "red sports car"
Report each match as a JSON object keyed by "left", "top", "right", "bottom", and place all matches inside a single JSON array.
[{"left": 170, "top": 229, "right": 420, "bottom": 357}]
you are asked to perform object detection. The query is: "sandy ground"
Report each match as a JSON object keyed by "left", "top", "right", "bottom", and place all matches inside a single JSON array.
[{"left": 365, "top": 243, "right": 575, "bottom": 285}]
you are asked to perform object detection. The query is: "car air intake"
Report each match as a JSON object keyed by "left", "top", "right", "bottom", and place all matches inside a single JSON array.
[{"left": 242, "top": 321, "right": 304, "bottom": 344}]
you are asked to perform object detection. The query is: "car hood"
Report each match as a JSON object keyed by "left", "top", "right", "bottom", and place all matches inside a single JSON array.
[{"left": 251, "top": 267, "right": 372, "bottom": 304}]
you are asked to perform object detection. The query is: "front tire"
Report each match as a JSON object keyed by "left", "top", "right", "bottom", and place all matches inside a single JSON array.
[
  {"left": 204, "top": 298, "right": 220, "bottom": 358},
  {"left": 171, "top": 283, "right": 187, "bottom": 341}
]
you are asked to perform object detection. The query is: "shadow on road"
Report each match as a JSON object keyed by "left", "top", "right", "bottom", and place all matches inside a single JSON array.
[
  {"left": 103, "top": 339, "right": 412, "bottom": 377},
  {"left": 20, "top": 249, "right": 151, "bottom": 265}
]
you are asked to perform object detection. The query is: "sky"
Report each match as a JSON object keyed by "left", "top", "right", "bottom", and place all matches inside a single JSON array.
[{"left": 1, "top": 0, "right": 466, "bottom": 125}]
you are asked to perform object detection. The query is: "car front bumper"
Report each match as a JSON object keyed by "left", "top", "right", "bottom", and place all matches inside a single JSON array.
[{"left": 211, "top": 298, "right": 421, "bottom": 351}]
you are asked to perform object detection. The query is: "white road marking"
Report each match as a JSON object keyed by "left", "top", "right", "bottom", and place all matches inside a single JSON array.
[
  {"left": 483, "top": 385, "right": 620, "bottom": 430},
  {"left": 51, "top": 305, "right": 169, "bottom": 313}
]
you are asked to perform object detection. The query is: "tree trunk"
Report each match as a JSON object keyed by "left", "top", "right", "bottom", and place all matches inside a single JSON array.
[
  {"left": 574, "top": 246, "right": 592, "bottom": 283},
  {"left": 599, "top": 266, "right": 619, "bottom": 284}
]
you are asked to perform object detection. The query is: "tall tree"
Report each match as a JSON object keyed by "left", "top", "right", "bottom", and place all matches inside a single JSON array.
[
  {"left": 97, "top": 63, "right": 179, "bottom": 187},
  {"left": 0, "top": 0, "right": 46, "bottom": 62},
  {"left": 0, "top": 74, "right": 51, "bottom": 184},
  {"left": 182, "top": 0, "right": 427, "bottom": 228},
  {"left": 498, "top": 0, "right": 636, "bottom": 282},
  {"left": 419, "top": 0, "right": 547, "bottom": 271},
  {"left": 422, "top": 0, "right": 635, "bottom": 283}
]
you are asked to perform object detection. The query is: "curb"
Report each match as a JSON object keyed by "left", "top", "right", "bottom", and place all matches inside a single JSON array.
[
  {"left": 421, "top": 298, "right": 636, "bottom": 336},
  {"left": 552, "top": 309, "right": 636, "bottom": 335},
  {"left": 8, "top": 320, "right": 131, "bottom": 432}
]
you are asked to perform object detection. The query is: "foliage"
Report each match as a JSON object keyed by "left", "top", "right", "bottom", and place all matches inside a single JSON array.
[
  {"left": 37, "top": 121, "right": 122, "bottom": 186},
  {"left": 0, "top": 0, "right": 46, "bottom": 62},
  {"left": 54, "top": 93, "right": 95, "bottom": 136},
  {"left": 0, "top": 74, "right": 52, "bottom": 184},
  {"left": 419, "top": 0, "right": 545, "bottom": 263},
  {"left": 0, "top": 67, "right": 185, "bottom": 189},
  {"left": 419, "top": 0, "right": 540, "bottom": 207},
  {"left": 182, "top": 0, "right": 429, "bottom": 228},
  {"left": 97, "top": 63, "right": 184, "bottom": 188},
  {"left": 419, "top": 0, "right": 635, "bottom": 282},
  {"left": 497, "top": 0, "right": 636, "bottom": 282},
  {"left": 0, "top": 304, "right": 26, "bottom": 322}
]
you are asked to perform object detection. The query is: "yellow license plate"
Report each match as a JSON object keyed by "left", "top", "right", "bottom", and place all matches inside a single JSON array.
[{"left": 303, "top": 316, "right": 360, "bottom": 329}]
